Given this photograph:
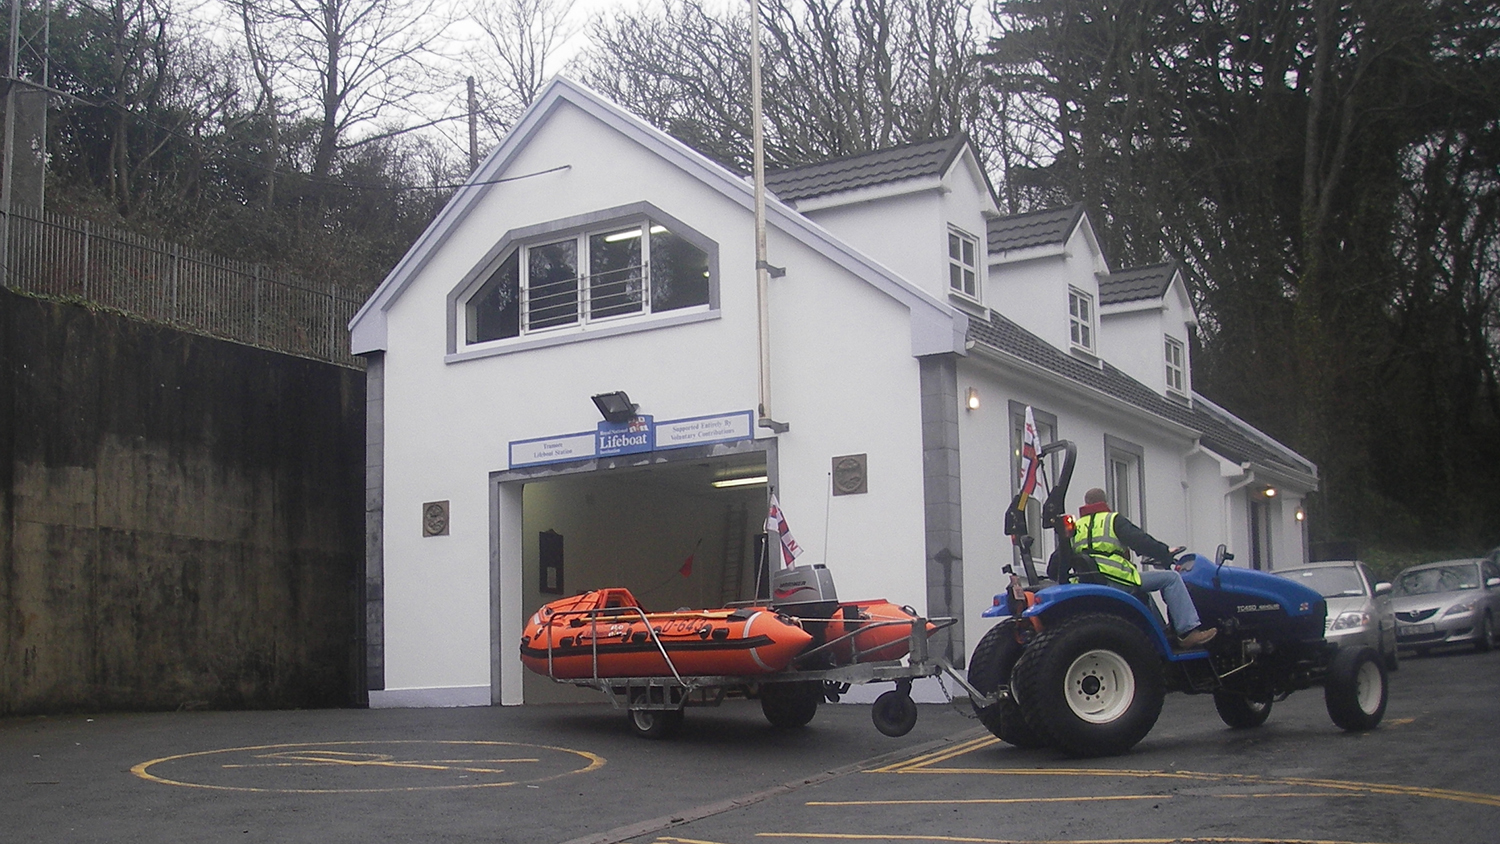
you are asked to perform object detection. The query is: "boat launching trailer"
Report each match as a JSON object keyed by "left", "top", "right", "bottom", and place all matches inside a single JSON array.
[
  {"left": 544, "top": 603, "right": 961, "bottom": 739},
  {"left": 521, "top": 565, "right": 975, "bottom": 739}
]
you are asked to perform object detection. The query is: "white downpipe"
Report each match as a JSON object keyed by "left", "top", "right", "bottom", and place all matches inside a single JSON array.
[{"left": 1222, "top": 464, "right": 1257, "bottom": 556}]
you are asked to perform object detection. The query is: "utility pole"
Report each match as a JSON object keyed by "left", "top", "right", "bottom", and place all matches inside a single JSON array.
[
  {"left": 2, "top": 0, "right": 19, "bottom": 287},
  {"left": 468, "top": 76, "right": 479, "bottom": 174}
]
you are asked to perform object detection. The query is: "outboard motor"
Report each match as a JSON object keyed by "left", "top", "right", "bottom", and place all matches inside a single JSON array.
[{"left": 770, "top": 564, "right": 841, "bottom": 662}]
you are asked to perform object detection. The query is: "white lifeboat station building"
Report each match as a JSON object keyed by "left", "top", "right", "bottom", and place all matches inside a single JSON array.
[{"left": 349, "top": 78, "right": 1318, "bottom": 708}]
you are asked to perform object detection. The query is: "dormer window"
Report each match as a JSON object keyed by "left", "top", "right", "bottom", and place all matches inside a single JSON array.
[
  {"left": 1165, "top": 335, "right": 1186, "bottom": 395},
  {"left": 464, "top": 217, "right": 712, "bottom": 346},
  {"left": 1068, "top": 287, "right": 1095, "bottom": 351},
  {"left": 948, "top": 227, "right": 979, "bottom": 301}
]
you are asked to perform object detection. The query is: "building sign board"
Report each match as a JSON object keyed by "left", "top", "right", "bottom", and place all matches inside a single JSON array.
[
  {"left": 596, "top": 415, "right": 654, "bottom": 457},
  {"left": 509, "top": 410, "right": 754, "bottom": 468},
  {"left": 656, "top": 411, "right": 753, "bottom": 450}
]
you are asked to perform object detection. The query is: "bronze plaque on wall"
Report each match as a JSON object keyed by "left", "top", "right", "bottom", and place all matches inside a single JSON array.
[
  {"left": 422, "top": 501, "right": 450, "bottom": 536},
  {"left": 832, "top": 454, "right": 868, "bottom": 495}
]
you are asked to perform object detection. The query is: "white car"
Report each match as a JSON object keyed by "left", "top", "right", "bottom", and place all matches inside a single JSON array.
[
  {"left": 1275, "top": 560, "right": 1397, "bottom": 670},
  {"left": 1392, "top": 558, "right": 1500, "bottom": 655}
]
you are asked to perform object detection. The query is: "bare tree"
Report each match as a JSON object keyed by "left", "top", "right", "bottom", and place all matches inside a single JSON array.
[
  {"left": 245, "top": 0, "right": 449, "bottom": 181},
  {"left": 467, "top": 0, "right": 578, "bottom": 142},
  {"left": 577, "top": 0, "right": 997, "bottom": 173}
]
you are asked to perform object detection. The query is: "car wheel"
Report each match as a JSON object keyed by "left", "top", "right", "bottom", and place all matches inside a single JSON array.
[
  {"left": 1012, "top": 613, "right": 1165, "bottom": 758},
  {"left": 967, "top": 621, "right": 1048, "bottom": 748},
  {"left": 760, "top": 681, "right": 819, "bottom": 728},
  {"left": 1213, "top": 692, "right": 1273, "bottom": 729},
  {"left": 1325, "top": 646, "right": 1388, "bottom": 731},
  {"left": 1474, "top": 612, "right": 1494, "bottom": 654}
]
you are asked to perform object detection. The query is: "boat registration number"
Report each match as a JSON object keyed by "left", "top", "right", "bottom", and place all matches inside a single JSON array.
[{"left": 1397, "top": 623, "right": 1435, "bottom": 637}]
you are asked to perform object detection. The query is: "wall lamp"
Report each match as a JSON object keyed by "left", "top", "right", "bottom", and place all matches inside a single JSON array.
[
  {"left": 591, "top": 391, "right": 639, "bottom": 423},
  {"left": 1295, "top": 507, "right": 1305, "bottom": 522},
  {"left": 965, "top": 387, "right": 980, "bottom": 411},
  {"left": 1263, "top": 487, "right": 1278, "bottom": 498}
]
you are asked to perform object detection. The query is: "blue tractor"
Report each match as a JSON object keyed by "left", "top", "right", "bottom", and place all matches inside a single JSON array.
[{"left": 966, "top": 440, "right": 1389, "bottom": 757}]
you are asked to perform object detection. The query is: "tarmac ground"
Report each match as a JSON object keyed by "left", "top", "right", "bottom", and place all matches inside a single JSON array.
[{"left": 4, "top": 645, "right": 1496, "bottom": 844}]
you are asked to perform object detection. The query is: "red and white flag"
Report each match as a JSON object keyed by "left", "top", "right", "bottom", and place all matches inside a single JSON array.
[
  {"left": 765, "top": 494, "right": 803, "bottom": 567},
  {"left": 1017, "top": 405, "right": 1042, "bottom": 511}
]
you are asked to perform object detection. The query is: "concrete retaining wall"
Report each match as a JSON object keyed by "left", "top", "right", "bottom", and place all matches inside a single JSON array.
[{"left": 0, "top": 288, "right": 365, "bottom": 715}]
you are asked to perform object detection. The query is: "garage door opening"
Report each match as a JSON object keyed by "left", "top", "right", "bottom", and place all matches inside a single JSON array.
[{"left": 510, "top": 450, "right": 770, "bottom": 703}]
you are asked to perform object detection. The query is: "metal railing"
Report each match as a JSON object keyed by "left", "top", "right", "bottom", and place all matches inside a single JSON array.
[{"left": 2, "top": 206, "right": 366, "bottom": 369}]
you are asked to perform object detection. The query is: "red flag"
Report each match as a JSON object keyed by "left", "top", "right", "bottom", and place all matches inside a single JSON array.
[
  {"left": 1017, "top": 406, "right": 1041, "bottom": 511},
  {"left": 678, "top": 553, "right": 694, "bottom": 578},
  {"left": 765, "top": 494, "right": 803, "bottom": 567}
]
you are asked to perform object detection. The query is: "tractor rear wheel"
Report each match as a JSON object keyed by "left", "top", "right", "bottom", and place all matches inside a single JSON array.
[
  {"left": 1012, "top": 613, "right": 1165, "bottom": 757},
  {"left": 967, "top": 621, "right": 1048, "bottom": 748}
]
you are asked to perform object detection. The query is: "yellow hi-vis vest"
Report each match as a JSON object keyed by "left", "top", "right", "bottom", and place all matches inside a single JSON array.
[{"left": 1072, "top": 511, "right": 1142, "bottom": 587}]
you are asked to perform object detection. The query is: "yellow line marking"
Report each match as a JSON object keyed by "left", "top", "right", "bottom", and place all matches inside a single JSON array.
[
  {"left": 808, "top": 796, "right": 1164, "bottom": 806},
  {"left": 872, "top": 763, "right": 1500, "bottom": 808},
  {"left": 655, "top": 838, "right": 739, "bottom": 844},
  {"left": 869, "top": 736, "right": 999, "bottom": 773},
  {"left": 130, "top": 740, "right": 605, "bottom": 794},
  {"left": 1384, "top": 718, "right": 1415, "bottom": 726},
  {"left": 755, "top": 834, "right": 1396, "bottom": 844}
]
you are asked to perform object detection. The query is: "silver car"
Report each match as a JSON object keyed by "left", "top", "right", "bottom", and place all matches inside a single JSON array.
[
  {"left": 1393, "top": 558, "right": 1500, "bottom": 654},
  {"left": 1275, "top": 560, "right": 1398, "bottom": 669}
]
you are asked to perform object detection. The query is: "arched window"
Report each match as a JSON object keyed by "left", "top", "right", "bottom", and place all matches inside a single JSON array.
[{"left": 463, "top": 216, "right": 712, "bottom": 346}]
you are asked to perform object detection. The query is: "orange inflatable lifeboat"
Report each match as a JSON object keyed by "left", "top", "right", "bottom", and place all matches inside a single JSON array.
[
  {"left": 520, "top": 588, "right": 814, "bottom": 679},
  {"left": 825, "top": 600, "right": 939, "bottom": 663}
]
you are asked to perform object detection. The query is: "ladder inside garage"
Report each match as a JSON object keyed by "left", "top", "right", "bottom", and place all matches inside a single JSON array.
[{"left": 719, "top": 502, "right": 747, "bottom": 605}]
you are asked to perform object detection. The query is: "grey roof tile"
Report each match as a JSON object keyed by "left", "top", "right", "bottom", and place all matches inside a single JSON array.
[
  {"left": 765, "top": 136, "right": 969, "bottom": 203},
  {"left": 966, "top": 310, "right": 1313, "bottom": 479},
  {"left": 1100, "top": 263, "right": 1176, "bottom": 306},
  {"left": 987, "top": 204, "right": 1084, "bottom": 253}
]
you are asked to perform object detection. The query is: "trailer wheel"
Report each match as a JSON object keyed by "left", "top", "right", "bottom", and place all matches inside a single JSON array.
[
  {"left": 1325, "top": 646, "right": 1387, "bottom": 731},
  {"left": 871, "top": 690, "right": 918, "bottom": 737},
  {"left": 1213, "top": 692, "right": 1273, "bottom": 729},
  {"left": 967, "top": 621, "right": 1048, "bottom": 748},
  {"left": 1012, "top": 613, "right": 1165, "bottom": 758},
  {"left": 626, "top": 688, "right": 684, "bottom": 739},
  {"left": 761, "top": 681, "right": 819, "bottom": 728}
]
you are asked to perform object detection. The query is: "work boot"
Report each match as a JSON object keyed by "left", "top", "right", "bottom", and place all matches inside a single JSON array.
[{"left": 1177, "top": 627, "right": 1217, "bottom": 650}]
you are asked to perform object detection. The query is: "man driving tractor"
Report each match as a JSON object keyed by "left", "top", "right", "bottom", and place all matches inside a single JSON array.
[{"left": 1071, "top": 488, "right": 1218, "bottom": 650}]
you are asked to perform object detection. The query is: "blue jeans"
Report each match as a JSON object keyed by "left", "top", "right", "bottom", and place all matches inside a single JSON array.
[{"left": 1140, "top": 567, "right": 1202, "bottom": 635}]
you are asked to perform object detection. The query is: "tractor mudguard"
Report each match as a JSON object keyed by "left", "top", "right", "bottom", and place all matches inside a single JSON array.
[{"left": 989, "top": 583, "right": 1212, "bottom": 663}]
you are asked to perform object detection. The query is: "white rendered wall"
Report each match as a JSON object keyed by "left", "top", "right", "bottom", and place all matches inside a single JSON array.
[{"left": 376, "top": 101, "right": 935, "bottom": 701}]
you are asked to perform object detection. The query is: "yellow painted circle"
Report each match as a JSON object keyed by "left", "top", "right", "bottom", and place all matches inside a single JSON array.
[{"left": 131, "top": 739, "right": 604, "bottom": 794}]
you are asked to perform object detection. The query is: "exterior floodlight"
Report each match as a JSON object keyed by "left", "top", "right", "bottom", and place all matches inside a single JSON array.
[
  {"left": 1263, "top": 487, "right": 1277, "bottom": 498},
  {"left": 965, "top": 387, "right": 980, "bottom": 411},
  {"left": 591, "top": 391, "right": 638, "bottom": 423}
]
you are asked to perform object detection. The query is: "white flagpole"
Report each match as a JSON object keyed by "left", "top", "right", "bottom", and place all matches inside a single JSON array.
[{"left": 750, "top": 0, "right": 787, "bottom": 434}]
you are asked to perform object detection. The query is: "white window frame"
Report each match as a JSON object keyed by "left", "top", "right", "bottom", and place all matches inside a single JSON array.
[
  {"left": 1068, "top": 287, "right": 1096, "bottom": 352},
  {"left": 1164, "top": 335, "right": 1186, "bottom": 396},
  {"left": 447, "top": 203, "right": 719, "bottom": 361},
  {"left": 1104, "top": 435, "right": 1145, "bottom": 527},
  {"left": 947, "top": 227, "right": 980, "bottom": 302}
]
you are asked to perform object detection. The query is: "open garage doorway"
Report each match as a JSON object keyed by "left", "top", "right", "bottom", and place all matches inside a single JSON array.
[{"left": 501, "top": 446, "right": 771, "bottom": 703}]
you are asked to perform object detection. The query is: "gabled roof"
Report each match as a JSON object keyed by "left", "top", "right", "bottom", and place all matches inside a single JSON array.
[
  {"left": 765, "top": 136, "right": 970, "bottom": 203},
  {"left": 987, "top": 204, "right": 1085, "bottom": 254},
  {"left": 348, "top": 77, "right": 966, "bottom": 358},
  {"left": 966, "top": 310, "right": 1316, "bottom": 484},
  {"left": 1100, "top": 263, "right": 1176, "bottom": 306}
]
